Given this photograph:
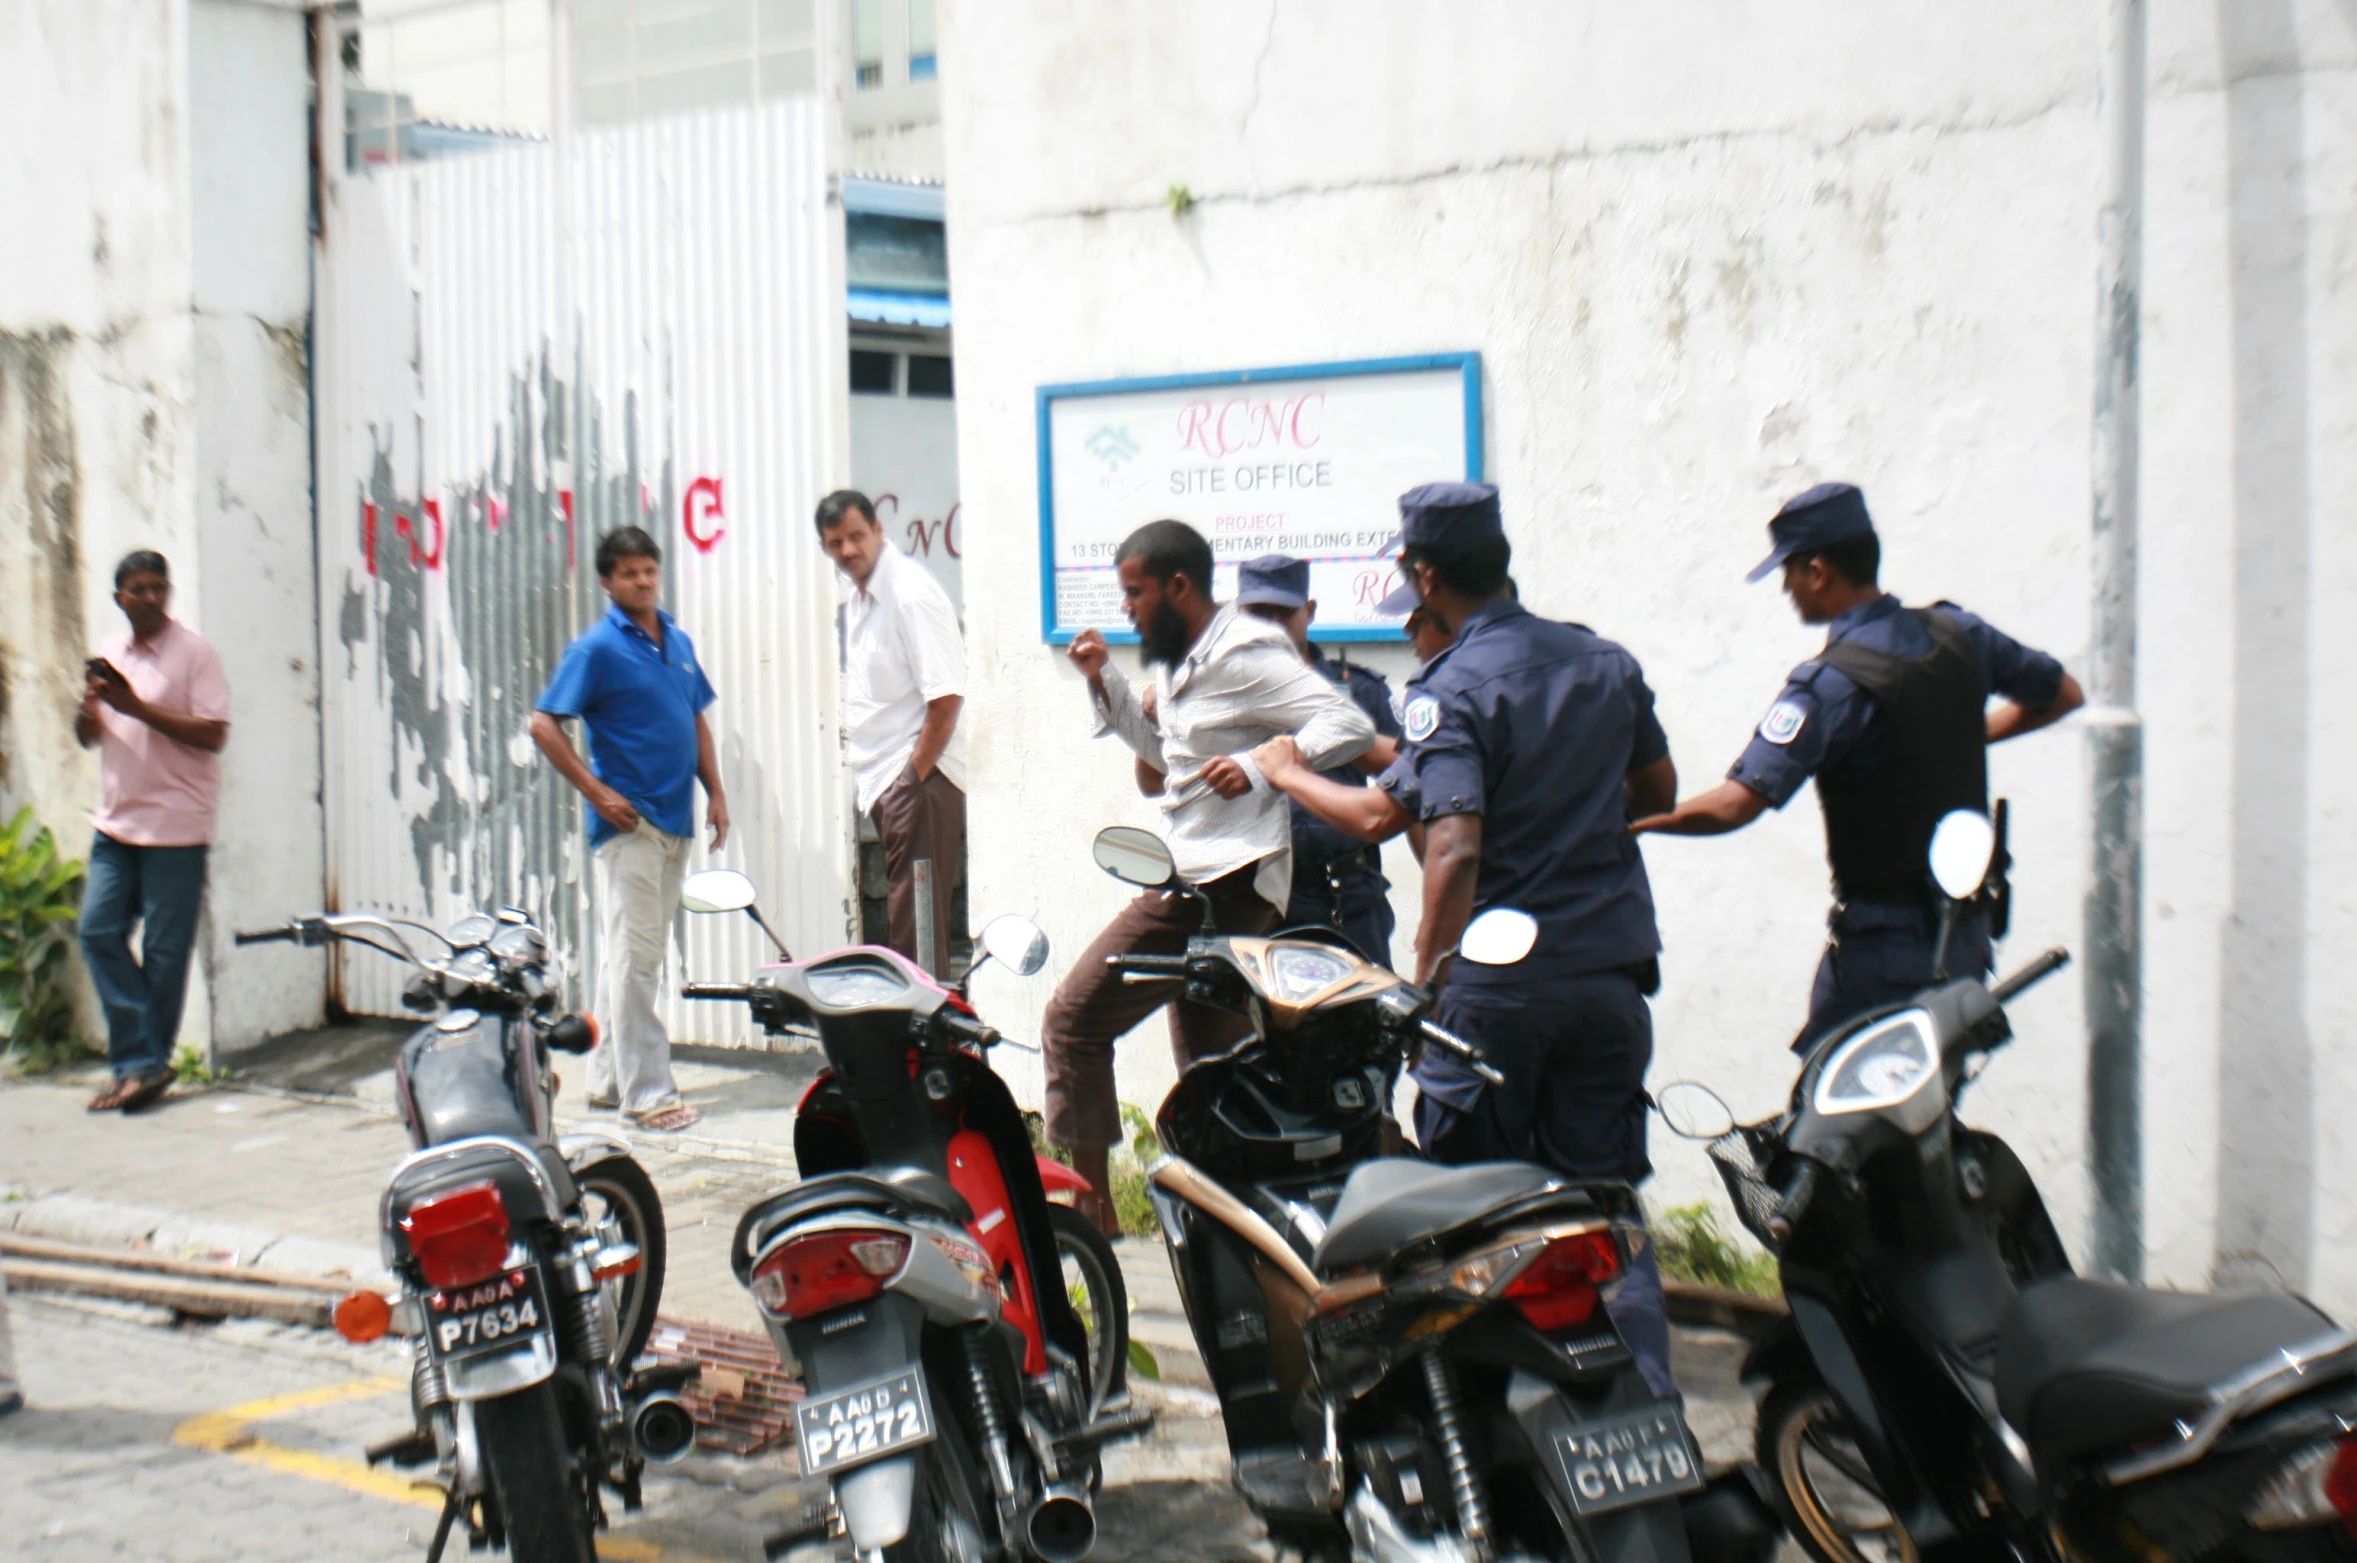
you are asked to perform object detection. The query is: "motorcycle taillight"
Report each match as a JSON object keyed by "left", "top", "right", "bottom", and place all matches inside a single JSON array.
[
  {"left": 401, "top": 1181, "right": 512, "bottom": 1291},
  {"left": 1501, "top": 1229, "right": 1622, "bottom": 1333},
  {"left": 749, "top": 1228, "right": 911, "bottom": 1320}
]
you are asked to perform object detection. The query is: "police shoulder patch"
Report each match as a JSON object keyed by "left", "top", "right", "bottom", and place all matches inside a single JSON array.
[
  {"left": 1758, "top": 698, "right": 1808, "bottom": 746},
  {"left": 1403, "top": 696, "right": 1442, "bottom": 743}
]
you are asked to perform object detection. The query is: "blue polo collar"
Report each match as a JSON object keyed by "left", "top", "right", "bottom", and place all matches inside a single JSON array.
[{"left": 605, "top": 602, "right": 676, "bottom": 646}]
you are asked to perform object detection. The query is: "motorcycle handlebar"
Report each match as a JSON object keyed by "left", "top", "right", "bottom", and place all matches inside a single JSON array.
[
  {"left": 1992, "top": 946, "right": 2072, "bottom": 1006},
  {"left": 938, "top": 1009, "right": 1001, "bottom": 1049},
  {"left": 1768, "top": 1160, "right": 1821, "bottom": 1244},
  {"left": 681, "top": 983, "right": 757, "bottom": 1002},
  {"left": 234, "top": 927, "right": 294, "bottom": 947},
  {"left": 1107, "top": 953, "right": 1187, "bottom": 978},
  {"left": 1419, "top": 1019, "right": 1507, "bottom": 1087}
]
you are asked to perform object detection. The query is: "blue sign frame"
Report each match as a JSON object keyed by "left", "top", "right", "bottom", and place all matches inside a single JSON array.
[{"left": 1035, "top": 352, "right": 1484, "bottom": 644}]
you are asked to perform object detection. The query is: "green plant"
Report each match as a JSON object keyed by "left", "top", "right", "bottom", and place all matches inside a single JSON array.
[
  {"left": 1653, "top": 1201, "right": 1781, "bottom": 1298},
  {"left": 172, "top": 1044, "right": 230, "bottom": 1087},
  {"left": 0, "top": 806, "right": 90, "bottom": 1074},
  {"left": 1164, "top": 182, "right": 1196, "bottom": 218},
  {"left": 1110, "top": 1102, "right": 1160, "bottom": 1236}
]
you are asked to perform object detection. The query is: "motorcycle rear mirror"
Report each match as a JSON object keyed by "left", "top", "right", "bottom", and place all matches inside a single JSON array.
[
  {"left": 1928, "top": 810, "right": 1997, "bottom": 903},
  {"left": 977, "top": 914, "right": 1050, "bottom": 978},
  {"left": 1457, "top": 908, "right": 1538, "bottom": 967},
  {"left": 1092, "top": 826, "right": 1175, "bottom": 888},
  {"left": 1656, "top": 1080, "right": 1736, "bottom": 1141},
  {"left": 680, "top": 869, "right": 758, "bottom": 915}
]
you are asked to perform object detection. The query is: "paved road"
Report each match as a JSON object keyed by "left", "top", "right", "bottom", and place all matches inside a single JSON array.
[{"left": 3, "top": 1290, "right": 1267, "bottom": 1563}]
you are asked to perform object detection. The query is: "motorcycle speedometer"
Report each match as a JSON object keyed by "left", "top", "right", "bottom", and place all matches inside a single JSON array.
[
  {"left": 1265, "top": 943, "right": 1356, "bottom": 1004},
  {"left": 806, "top": 962, "right": 910, "bottom": 1007},
  {"left": 1812, "top": 1010, "right": 1938, "bottom": 1118}
]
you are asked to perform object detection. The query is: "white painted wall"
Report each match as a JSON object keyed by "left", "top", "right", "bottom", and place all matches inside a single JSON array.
[
  {"left": 941, "top": 1, "right": 2357, "bottom": 1306},
  {"left": 0, "top": 0, "right": 323, "bottom": 1061},
  {"left": 851, "top": 390, "right": 963, "bottom": 608}
]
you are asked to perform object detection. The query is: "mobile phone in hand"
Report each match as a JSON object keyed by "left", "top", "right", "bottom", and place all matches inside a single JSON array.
[{"left": 85, "top": 657, "right": 125, "bottom": 688}]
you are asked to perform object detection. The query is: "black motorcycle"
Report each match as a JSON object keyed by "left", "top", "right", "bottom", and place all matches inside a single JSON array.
[
  {"left": 674, "top": 869, "right": 1148, "bottom": 1563},
  {"left": 1088, "top": 826, "right": 1751, "bottom": 1563},
  {"left": 237, "top": 908, "right": 684, "bottom": 1563},
  {"left": 1665, "top": 810, "right": 2357, "bottom": 1563}
]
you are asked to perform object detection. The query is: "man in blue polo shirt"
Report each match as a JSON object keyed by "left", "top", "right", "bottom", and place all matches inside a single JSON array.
[{"left": 530, "top": 526, "right": 728, "bottom": 1133}]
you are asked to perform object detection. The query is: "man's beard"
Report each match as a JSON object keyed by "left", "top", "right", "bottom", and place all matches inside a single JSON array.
[{"left": 1138, "top": 599, "right": 1194, "bottom": 667}]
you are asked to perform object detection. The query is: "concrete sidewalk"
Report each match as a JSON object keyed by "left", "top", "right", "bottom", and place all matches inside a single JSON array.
[{"left": 2, "top": 1035, "right": 1760, "bottom": 1473}]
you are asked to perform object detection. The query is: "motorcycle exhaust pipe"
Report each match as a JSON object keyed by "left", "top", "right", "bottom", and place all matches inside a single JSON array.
[
  {"left": 629, "top": 1389, "right": 698, "bottom": 1465},
  {"left": 1024, "top": 1484, "right": 1096, "bottom": 1563}
]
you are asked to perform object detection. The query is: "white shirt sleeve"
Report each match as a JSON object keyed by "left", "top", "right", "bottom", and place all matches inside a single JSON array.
[
  {"left": 1219, "top": 642, "right": 1376, "bottom": 773},
  {"left": 1090, "top": 661, "right": 1167, "bottom": 771},
  {"left": 898, "top": 585, "right": 966, "bottom": 704}
]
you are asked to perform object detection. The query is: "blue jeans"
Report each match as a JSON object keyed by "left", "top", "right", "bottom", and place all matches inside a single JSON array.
[{"left": 79, "top": 833, "right": 208, "bottom": 1079}]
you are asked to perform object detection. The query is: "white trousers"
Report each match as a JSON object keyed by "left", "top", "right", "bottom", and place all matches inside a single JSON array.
[{"left": 590, "top": 825, "right": 693, "bottom": 1116}]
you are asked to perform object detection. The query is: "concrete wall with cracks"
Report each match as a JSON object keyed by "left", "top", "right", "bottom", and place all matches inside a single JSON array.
[
  {"left": 0, "top": 0, "right": 324, "bottom": 1060},
  {"left": 942, "top": 0, "right": 2357, "bottom": 1305}
]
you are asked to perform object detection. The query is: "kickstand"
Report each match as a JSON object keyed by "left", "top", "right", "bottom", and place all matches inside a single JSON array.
[{"left": 424, "top": 1490, "right": 462, "bottom": 1563}]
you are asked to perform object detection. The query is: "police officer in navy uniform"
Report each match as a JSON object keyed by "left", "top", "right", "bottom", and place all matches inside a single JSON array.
[
  {"left": 1633, "top": 482, "right": 2084, "bottom": 1047},
  {"left": 1234, "top": 554, "right": 1403, "bottom": 962},
  {"left": 1254, "top": 483, "right": 1683, "bottom": 1400}
]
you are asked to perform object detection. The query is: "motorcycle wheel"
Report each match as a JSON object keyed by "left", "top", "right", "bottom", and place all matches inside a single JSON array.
[
  {"left": 576, "top": 1155, "right": 666, "bottom": 1370},
  {"left": 476, "top": 1382, "right": 596, "bottom": 1563},
  {"left": 1050, "top": 1203, "right": 1129, "bottom": 1419},
  {"left": 1757, "top": 1382, "right": 1917, "bottom": 1563}
]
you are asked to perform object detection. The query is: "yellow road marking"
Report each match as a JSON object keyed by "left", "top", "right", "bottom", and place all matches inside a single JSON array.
[{"left": 171, "top": 1375, "right": 713, "bottom": 1559}]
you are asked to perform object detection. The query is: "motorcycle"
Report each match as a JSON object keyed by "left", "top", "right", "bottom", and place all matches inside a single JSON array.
[
  {"left": 674, "top": 869, "right": 1149, "bottom": 1563},
  {"left": 235, "top": 907, "right": 683, "bottom": 1563},
  {"left": 1087, "top": 824, "right": 1749, "bottom": 1563},
  {"left": 1664, "top": 808, "right": 2357, "bottom": 1563}
]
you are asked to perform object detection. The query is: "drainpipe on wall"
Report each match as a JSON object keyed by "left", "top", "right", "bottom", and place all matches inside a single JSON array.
[{"left": 2086, "top": 0, "right": 2147, "bottom": 1283}]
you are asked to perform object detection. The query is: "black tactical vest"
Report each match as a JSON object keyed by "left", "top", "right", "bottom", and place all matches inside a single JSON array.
[{"left": 1814, "top": 608, "right": 1989, "bottom": 902}]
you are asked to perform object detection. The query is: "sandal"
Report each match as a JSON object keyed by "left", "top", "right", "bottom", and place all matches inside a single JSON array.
[
  {"left": 587, "top": 1093, "right": 620, "bottom": 1111},
  {"left": 627, "top": 1104, "right": 702, "bottom": 1134},
  {"left": 87, "top": 1076, "right": 143, "bottom": 1112},
  {"left": 119, "top": 1070, "right": 175, "bottom": 1113}
]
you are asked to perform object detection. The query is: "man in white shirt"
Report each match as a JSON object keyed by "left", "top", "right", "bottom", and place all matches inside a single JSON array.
[
  {"left": 819, "top": 490, "right": 967, "bottom": 976},
  {"left": 1049, "top": 520, "right": 1376, "bottom": 1233}
]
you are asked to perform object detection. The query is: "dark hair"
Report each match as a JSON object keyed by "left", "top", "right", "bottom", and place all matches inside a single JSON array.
[
  {"left": 1403, "top": 537, "right": 1512, "bottom": 599},
  {"left": 814, "top": 489, "right": 877, "bottom": 537},
  {"left": 115, "top": 550, "right": 170, "bottom": 588},
  {"left": 1792, "top": 532, "right": 1880, "bottom": 588},
  {"left": 594, "top": 526, "right": 662, "bottom": 579},
  {"left": 1115, "top": 520, "right": 1215, "bottom": 600}
]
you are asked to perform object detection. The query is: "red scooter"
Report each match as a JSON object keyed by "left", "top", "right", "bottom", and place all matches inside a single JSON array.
[{"left": 677, "top": 870, "right": 1143, "bottom": 1563}]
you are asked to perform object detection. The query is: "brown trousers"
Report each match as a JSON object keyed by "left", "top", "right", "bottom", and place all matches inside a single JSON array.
[
  {"left": 873, "top": 766, "right": 966, "bottom": 978},
  {"left": 1041, "top": 863, "right": 1280, "bottom": 1149}
]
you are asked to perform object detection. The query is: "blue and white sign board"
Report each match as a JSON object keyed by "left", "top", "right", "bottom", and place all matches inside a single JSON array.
[{"left": 1036, "top": 353, "right": 1483, "bottom": 642}]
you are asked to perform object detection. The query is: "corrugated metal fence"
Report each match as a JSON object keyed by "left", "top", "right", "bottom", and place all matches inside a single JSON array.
[{"left": 315, "top": 97, "right": 851, "bottom": 1041}]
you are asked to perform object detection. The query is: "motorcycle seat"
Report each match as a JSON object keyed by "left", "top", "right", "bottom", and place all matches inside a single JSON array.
[
  {"left": 1995, "top": 1277, "right": 2338, "bottom": 1462},
  {"left": 732, "top": 1168, "right": 974, "bottom": 1283},
  {"left": 1313, "top": 1159, "right": 1560, "bottom": 1276}
]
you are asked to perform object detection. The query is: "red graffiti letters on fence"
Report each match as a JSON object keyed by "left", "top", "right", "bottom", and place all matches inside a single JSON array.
[
  {"left": 358, "top": 475, "right": 725, "bottom": 579},
  {"left": 874, "top": 493, "right": 962, "bottom": 561},
  {"left": 683, "top": 477, "right": 726, "bottom": 554}
]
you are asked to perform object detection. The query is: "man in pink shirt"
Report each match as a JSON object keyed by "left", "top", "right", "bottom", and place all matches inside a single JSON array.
[{"left": 75, "top": 551, "right": 229, "bottom": 1114}]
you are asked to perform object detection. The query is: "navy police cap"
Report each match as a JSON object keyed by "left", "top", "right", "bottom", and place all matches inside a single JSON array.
[
  {"left": 1235, "top": 553, "right": 1310, "bottom": 610},
  {"left": 1746, "top": 482, "right": 1875, "bottom": 583},
  {"left": 1389, "top": 481, "right": 1504, "bottom": 554}
]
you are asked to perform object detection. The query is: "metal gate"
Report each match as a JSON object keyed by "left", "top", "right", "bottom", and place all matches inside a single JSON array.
[{"left": 314, "top": 97, "right": 851, "bottom": 1040}]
